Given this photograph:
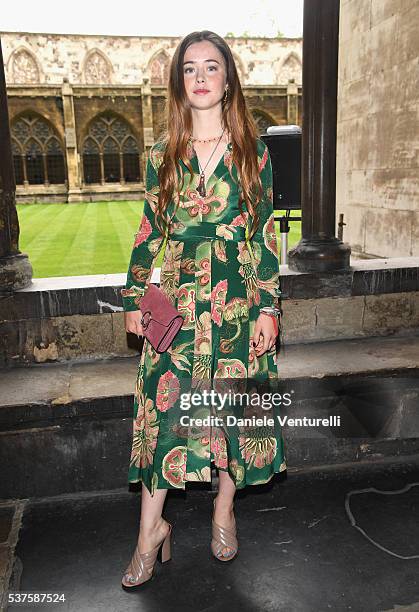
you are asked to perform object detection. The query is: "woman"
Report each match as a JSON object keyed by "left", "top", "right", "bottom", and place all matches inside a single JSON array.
[{"left": 121, "top": 30, "right": 286, "bottom": 590}]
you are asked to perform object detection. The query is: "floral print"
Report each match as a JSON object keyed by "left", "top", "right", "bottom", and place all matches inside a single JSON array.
[
  {"left": 122, "top": 137, "right": 286, "bottom": 495},
  {"left": 130, "top": 393, "right": 159, "bottom": 470}
]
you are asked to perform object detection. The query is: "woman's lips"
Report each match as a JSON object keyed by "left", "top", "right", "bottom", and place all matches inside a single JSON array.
[{"left": 194, "top": 90, "right": 209, "bottom": 95}]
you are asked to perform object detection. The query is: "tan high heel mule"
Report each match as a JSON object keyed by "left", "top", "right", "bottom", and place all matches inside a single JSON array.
[
  {"left": 211, "top": 498, "right": 238, "bottom": 562},
  {"left": 121, "top": 521, "right": 173, "bottom": 590}
]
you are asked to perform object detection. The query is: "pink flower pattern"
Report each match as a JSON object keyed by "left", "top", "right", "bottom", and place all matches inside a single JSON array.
[
  {"left": 123, "top": 137, "right": 286, "bottom": 495},
  {"left": 134, "top": 214, "right": 152, "bottom": 247}
]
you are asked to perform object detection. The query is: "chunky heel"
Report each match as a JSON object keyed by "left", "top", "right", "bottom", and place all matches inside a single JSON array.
[
  {"left": 121, "top": 520, "right": 173, "bottom": 590},
  {"left": 211, "top": 498, "right": 238, "bottom": 562},
  {"left": 158, "top": 523, "right": 172, "bottom": 563}
]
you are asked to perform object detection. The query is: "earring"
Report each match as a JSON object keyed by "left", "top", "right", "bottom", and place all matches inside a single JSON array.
[{"left": 223, "top": 86, "right": 229, "bottom": 102}]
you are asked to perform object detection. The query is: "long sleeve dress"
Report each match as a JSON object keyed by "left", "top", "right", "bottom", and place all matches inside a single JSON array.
[{"left": 122, "top": 136, "right": 287, "bottom": 496}]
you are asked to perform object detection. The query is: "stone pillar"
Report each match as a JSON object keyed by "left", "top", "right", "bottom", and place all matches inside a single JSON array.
[
  {"left": 140, "top": 77, "right": 155, "bottom": 181},
  {"left": 288, "top": 0, "right": 351, "bottom": 272},
  {"left": 287, "top": 78, "right": 299, "bottom": 125},
  {"left": 0, "top": 37, "right": 32, "bottom": 291},
  {"left": 62, "top": 78, "right": 83, "bottom": 202}
]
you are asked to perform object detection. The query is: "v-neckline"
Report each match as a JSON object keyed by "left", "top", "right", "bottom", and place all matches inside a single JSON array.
[{"left": 188, "top": 138, "right": 232, "bottom": 193}]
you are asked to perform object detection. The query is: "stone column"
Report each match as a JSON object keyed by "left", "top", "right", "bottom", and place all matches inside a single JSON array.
[
  {"left": 287, "top": 78, "right": 299, "bottom": 125},
  {"left": 0, "top": 37, "right": 32, "bottom": 291},
  {"left": 288, "top": 0, "right": 351, "bottom": 272},
  {"left": 62, "top": 78, "right": 83, "bottom": 202},
  {"left": 140, "top": 77, "right": 155, "bottom": 181}
]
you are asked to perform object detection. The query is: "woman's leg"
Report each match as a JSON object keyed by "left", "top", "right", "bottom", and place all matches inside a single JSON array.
[
  {"left": 214, "top": 470, "right": 237, "bottom": 558},
  {"left": 122, "top": 484, "right": 171, "bottom": 586},
  {"left": 137, "top": 484, "right": 170, "bottom": 554}
]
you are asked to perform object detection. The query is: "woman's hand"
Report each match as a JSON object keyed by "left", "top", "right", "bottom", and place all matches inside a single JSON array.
[
  {"left": 124, "top": 310, "right": 143, "bottom": 336},
  {"left": 251, "top": 313, "right": 278, "bottom": 356}
]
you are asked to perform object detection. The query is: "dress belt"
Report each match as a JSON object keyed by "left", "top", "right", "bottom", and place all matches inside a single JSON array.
[{"left": 168, "top": 221, "right": 246, "bottom": 243}]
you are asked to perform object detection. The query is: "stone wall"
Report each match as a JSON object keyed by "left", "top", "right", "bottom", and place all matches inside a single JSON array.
[
  {"left": 336, "top": 0, "right": 419, "bottom": 258},
  {"left": 1, "top": 259, "right": 418, "bottom": 367},
  {"left": 1, "top": 32, "right": 302, "bottom": 203},
  {"left": 1, "top": 32, "right": 302, "bottom": 87}
]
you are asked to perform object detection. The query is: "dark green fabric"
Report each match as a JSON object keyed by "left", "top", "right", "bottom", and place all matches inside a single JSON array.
[{"left": 123, "top": 137, "right": 287, "bottom": 495}]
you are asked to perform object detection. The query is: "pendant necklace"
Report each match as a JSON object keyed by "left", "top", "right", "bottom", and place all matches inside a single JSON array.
[{"left": 194, "top": 127, "right": 226, "bottom": 198}]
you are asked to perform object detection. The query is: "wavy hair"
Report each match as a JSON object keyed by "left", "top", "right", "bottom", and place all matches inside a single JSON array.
[{"left": 153, "top": 30, "right": 264, "bottom": 241}]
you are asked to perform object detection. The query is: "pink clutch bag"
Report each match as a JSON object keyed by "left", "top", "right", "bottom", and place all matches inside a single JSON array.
[{"left": 137, "top": 283, "right": 184, "bottom": 353}]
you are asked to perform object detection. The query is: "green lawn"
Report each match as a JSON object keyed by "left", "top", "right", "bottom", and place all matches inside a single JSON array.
[{"left": 17, "top": 201, "right": 302, "bottom": 278}]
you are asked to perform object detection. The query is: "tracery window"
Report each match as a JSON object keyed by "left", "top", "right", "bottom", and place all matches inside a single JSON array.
[
  {"left": 11, "top": 114, "right": 66, "bottom": 185},
  {"left": 84, "top": 50, "right": 112, "bottom": 84},
  {"left": 82, "top": 114, "right": 141, "bottom": 184},
  {"left": 11, "top": 49, "right": 40, "bottom": 84}
]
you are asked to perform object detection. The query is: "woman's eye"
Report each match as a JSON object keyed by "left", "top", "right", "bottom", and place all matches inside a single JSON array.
[{"left": 184, "top": 65, "right": 217, "bottom": 73}]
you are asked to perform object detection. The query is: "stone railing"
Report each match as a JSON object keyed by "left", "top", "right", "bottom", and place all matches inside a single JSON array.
[{"left": 1, "top": 257, "right": 418, "bottom": 367}]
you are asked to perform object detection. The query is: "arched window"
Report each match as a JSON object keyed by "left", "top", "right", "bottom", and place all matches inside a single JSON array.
[
  {"left": 11, "top": 140, "right": 24, "bottom": 185},
  {"left": 280, "top": 52, "right": 302, "bottom": 84},
  {"left": 123, "top": 136, "right": 142, "bottom": 182},
  {"left": 26, "top": 140, "right": 44, "bottom": 184},
  {"left": 103, "top": 137, "right": 120, "bottom": 183},
  {"left": 149, "top": 51, "right": 170, "bottom": 86},
  {"left": 10, "top": 114, "right": 66, "bottom": 185},
  {"left": 82, "top": 114, "right": 141, "bottom": 184},
  {"left": 83, "top": 138, "right": 100, "bottom": 184}
]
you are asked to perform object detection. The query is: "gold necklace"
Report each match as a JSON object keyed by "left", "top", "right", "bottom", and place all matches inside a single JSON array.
[{"left": 191, "top": 132, "right": 224, "bottom": 143}]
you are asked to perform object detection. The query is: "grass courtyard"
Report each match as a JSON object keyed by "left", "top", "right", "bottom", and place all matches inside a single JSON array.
[{"left": 17, "top": 201, "right": 302, "bottom": 278}]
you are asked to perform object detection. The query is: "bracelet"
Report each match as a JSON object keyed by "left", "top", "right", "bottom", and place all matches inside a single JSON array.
[{"left": 260, "top": 306, "right": 281, "bottom": 316}]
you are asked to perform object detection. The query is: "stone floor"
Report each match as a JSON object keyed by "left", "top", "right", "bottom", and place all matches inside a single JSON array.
[{"left": 2, "top": 457, "right": 419, "bottom": 612}]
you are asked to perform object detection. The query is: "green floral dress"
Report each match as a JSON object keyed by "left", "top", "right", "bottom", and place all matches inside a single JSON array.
[{"left": 122, "top": 136, "right": 287, "bottom": 496}]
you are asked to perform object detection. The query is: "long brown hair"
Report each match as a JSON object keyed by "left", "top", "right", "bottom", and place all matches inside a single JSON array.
[{"left": 154, "top": 30, "right": 263, "bottom": 240}]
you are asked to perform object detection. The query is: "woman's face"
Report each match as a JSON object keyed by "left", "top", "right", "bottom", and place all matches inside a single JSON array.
[{"left": 183, "top": 40, "right": 227, "bottom": 110}]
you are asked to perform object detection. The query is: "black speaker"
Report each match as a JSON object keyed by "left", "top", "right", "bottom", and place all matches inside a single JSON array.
[{"left": 261, "top": 127, "right": 301, "bottom": 212}]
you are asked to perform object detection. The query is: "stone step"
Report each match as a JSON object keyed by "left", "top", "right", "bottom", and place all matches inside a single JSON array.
[{"left": 1, "top": 333, "right": 419, "bottom": 500}]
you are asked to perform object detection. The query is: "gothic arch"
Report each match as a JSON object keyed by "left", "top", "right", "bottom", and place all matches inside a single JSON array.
[
  {"left": 279, "top": 51, "right": 302, "bottom": 83},
  {"left": 83, "top": 49, "right": 113, "bottom": 84},
  {"left": 232, "top": 52, "right": 246, "bottom": 83},
  {"left": 10, "top": 111, "right": 66, "bottom": 185},
  {"left": 148, "top": 50, "right": 171, "bottom": 86},
  {"left": 81, "top": 112, "right": 141, "bottom": 184},
  {"left": 8, "top": 47, "right": 41, "bottom": 84},
  {"left": 251, "top": 109, "right": 276, "bottom": 136}
]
